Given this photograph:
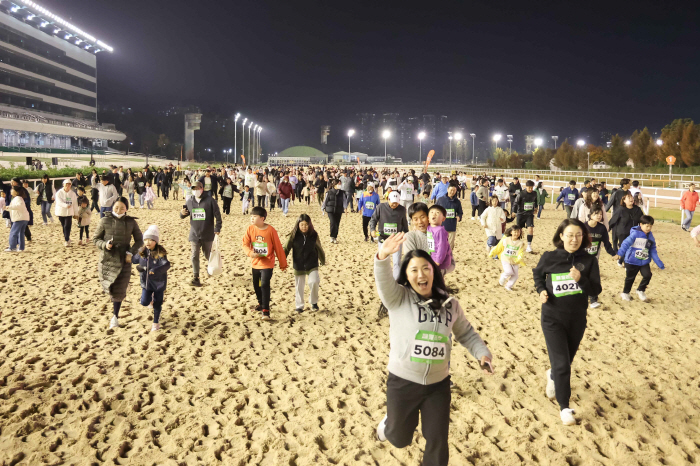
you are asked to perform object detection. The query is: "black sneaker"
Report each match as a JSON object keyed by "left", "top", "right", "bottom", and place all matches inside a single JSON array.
[
  {"left": 312, "top": 304, "right": 319, "bottom": 311},
  {"left": 191, "top": 277, "right": 202, "bottom": 287},
  {"left": 364, "top": 236, "right": 368, "bottom": 242},
  {"left": 377, "top": 303, "right": 388, "bottom": 319},
  {"left": 296, "top": 307, "right": 304, "bottom": 314},
  {"left": 254, "top": 304, "right": 262, "bottom": 312},
  {"left": 261, "top": 310, "right": 271, "bottom": 320}
]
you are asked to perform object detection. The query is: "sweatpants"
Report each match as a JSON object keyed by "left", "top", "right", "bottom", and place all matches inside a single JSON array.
[
  {"left": 222, "top": 197, "right": 232, "bottom": 214},
  {"left": 190, "top": 239, "right": 213, "bottom": 276},
  {"left": 242, "top": 199, "right": 250, "bottom": 214},
  {"left": 141, "top": 288, "right": 165, "bottom": 323},
  {"left": 623, "top": 263, "right": 652, "bottom": 293},
  {"left": 362, "top": 216, "right": 372, "bottom": 239},
  {"left": 500, "top": 261, "right": 519, "bottom": 288},
  {"left": 328, "top": 211, "right": 342, "bottom": 239},
  {"left": 541, "top": 309, "right": 587, "bottom": 410},
  {"left": 295, "top": 270, "right": 319, "bottom": 308},
  {"left": 252, "top": 268, "right": 274, "bottom": 310},
  {"left": 58, "top": 215, "right": 72, "bottom": 241},
  {"left": 385, "top": 372, "right": 451, "bottom": 466}
]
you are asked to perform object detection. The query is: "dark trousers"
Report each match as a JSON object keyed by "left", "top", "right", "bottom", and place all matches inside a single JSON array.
[
  {"left": 162, "top": 184, "right": 169, "bottom": 200},
  {"left": 537, "top": 204, "right": 544, "bottom": 218},
  {"left": 362, "top": 215, "right": 371, "bottom": 239},
  {"left": 471, "top": 205, "right": 478, "bottom": 217},
  {"left": 223, "top": 197, "right": 232, "bottom": 214},
  {"left": 623, "top": 263, "right": 652, "bottom": 293},
  {"left": 269, "top": 195, "right": 276, "bottom": 210},
  {"left": 385, "top": 372, "right": 451, "bottom": 466},
  {"left": 477, "top": 200, "right": 487, "bottom": 216},
  {"left": 58, "top": 216, "right": 72, "bottom": 241},
  {"left": 613, "top": 233, "right": 629, "bottom": 263},
  {"left": 91, "top": 188, "right": 99, "bottom": 211},
  {"left": 327, "top": 211, "right": 342, "bottom": 239},
  {"left": 317, "top": 191, "right": 324, "bottom": 206},
  {"left": 24, "top": 224, "right": 31, "bottom": 241},
  {"left": 141, "top": 288, "right": 165, "bottom": 323},
  {"left": 252, "top": 268, "right": 274, "bottom": 310},
  {"left": 257, "top": 195, "right": 265, "bottom": 207},
  {"left": 564, "top": 205, "right": 573, "bottom": 217},
  {"left": 541, "top": 309, "right": 587, "bottom": 410},
  {"left": 79, "top": 225, "right": 89, "bottom": 240}
]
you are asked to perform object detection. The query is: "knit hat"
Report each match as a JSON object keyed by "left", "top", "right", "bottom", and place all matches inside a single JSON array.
[
  {"left": 389, "top": 192, "right": 400, "bottom": 203},
  {"left": 143, "top": 225, "right": 160, "bottom": 243}
]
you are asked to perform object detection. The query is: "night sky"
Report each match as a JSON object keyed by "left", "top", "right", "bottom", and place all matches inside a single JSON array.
[{"left": 42, "top": 0, "right": 700, "bottom": 153}]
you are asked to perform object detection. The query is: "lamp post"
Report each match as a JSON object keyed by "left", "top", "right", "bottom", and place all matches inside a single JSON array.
[
  {"left": 382, "top": 130, "right": 390, "bottom": 162},
  {"left": 234, "top": 113, "right": 240, "bottom": 164},
  {"left": 552, "top": 135, "right": 558, "bottom": 149},
  {"left": 577, "top": 140, "right": 586, "bottom": 173},
  {"left": 253, "top": 124, "right": 258, "bottom": 165},
  {"left": 453, "top": 132, "right": 462, "bottom": 166},
  {"left": 448, "top": 132, "right": 453, "bottom": 166},
  {"left": 248, "top": 122, "right": 253, "bottom": 165},
  {"left": 493, "top": 134, "right": 502, "bottom": 150},
  {"left": 418, "top": 131, "right": 425, "bottom": 163},
  {"left": 347, "top": 129, "right": 355, "bottom": 156},
  {"left": 470, "top": 133, "right": 476, "bottom": 165},
  {"left": 241, "top": 118, "right": 248, "bottom": 161},
  {"left": 534, "top": 137, "right": 543, "bottom": 150},
  {"left": 257, "top": 127, "right": 262, "bottom": 163}
]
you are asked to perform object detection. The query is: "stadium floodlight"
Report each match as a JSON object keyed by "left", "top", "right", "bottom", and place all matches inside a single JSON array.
[
  {"left": 656, "top": 139, "right": 663, "bottom": 146},
  {"left": 382, "top": 130, "right": 390, "bottom": 161},
  {"left": 493, "top": 134, "right": 501, "bottom": 142},
  {"left": 534, "top": 137, "right": 543, "bottom": 147},
  {"left": 418, "top": 132, "right": 426, "bottom": 163},
  {"left": 577, "top": 140, "right": 585, "bottom": 147},
  {"left": 454, "top": 132, "right": 462, "bottom": 140},
  {"left": 348, "top": 130, "right": 355, "bottom": 155},
  {"left": 625, "top": 140, "right": 631, "bottom": 146}
]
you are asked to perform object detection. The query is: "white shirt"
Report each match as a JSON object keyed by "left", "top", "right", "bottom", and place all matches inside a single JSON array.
[
  {"left": 98, "top": 183, "right": 119, "bottom": 208},
  {"left": 54, "top": 188, "right": 78, "bottom": 217}
]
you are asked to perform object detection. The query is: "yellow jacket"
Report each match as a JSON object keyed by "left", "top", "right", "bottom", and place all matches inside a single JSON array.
[{"left": 489, "top": 237, "right": 526, "bottom": 266}]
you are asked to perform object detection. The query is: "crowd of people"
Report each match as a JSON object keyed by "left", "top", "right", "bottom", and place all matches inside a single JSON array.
[{"left": 1, "top": 162, "right": 699, "bottom": 466}]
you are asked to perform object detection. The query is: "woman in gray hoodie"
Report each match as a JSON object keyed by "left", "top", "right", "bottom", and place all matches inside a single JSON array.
[{"left": 374, "top": 232, "right": 493, "bottom": 466}]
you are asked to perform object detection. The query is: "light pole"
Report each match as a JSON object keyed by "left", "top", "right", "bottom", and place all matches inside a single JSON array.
[
  {"left": 507, "top": 135, "right": 513, "bottom": 154},
  {"left": 470, "top": 133, "right": 476, "bottom": 165},
  {"left": 493, "top": 134, "right": 502, "bottom": 150},
  {"left": 253, "top": 124, "right": 258, "bottom": 165},
  {"left": 248, "top": 122, "right": 253, "bottom": 165},
  {"left": 534, "top": 137, "right": 543, "bottom": 150},
  {"left": 382, "top": 130, "right": 390, "bottom": 162},
  {"left": 257, "top": 127, "right": 262, "bottom": 163},
  {"left": 418, "top": 131, "right": 425, "bottom": 163},
  {"left": 453, "top": 132, "right": 462, "bottom": 166},
  {"left": 577, "top": 139, "right": 586, "bottom": 172},
  {"left": 448, "top": 132, "right": 453, "bottom": 166},
  {"left": 347, "top": 129, "right": 355, "bottom": 156},
  {"left": 552, "top": 135, "right": 558, "bottom": 149},
  {"left": 234, "top": 113, "right": 240, "bottom": 164},
  {"left": 241, "top": 117, "right": 248, "bottom": 161}
]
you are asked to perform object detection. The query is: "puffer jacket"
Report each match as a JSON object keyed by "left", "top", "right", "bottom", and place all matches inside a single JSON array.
[
  {"left": 131, "top": 248, "right": 171, "bottom": 292},
  {"left": 480, "top": 206, "right": 506, "bottom": 239},
  {"left": 617, "top": 226, "right": 664, "bottom": 268},
  {"left": 93, "top": 212, "right": 144, "bottom": 298},
  {"left": 36, "top": 182, "right": 54, "bottom": 205}
]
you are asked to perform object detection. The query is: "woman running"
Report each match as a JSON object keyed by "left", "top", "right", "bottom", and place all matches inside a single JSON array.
[{"left": 608, "top": 192, "right": 643, "bottom": 266}]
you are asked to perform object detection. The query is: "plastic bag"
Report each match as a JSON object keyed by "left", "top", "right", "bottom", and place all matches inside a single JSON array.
[{"left": 207, "top": 235, "right": 223, "bottom": 276}]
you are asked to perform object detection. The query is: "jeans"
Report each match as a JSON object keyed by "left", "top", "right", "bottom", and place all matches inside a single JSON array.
[
  {"left": 342, "top": 191, "right": 353, "bottom": 211},
  {"left": 682, "top": 209, "right": 694, "bottom": 229},
  {"left": 147, "top": 200, "right": 154, "bottom": 209},
  {"left": 487, "top": 235, "right": 498, "bottom": 250},
  {"left": 295, "top": 270, "right": 320, "bottom": 308},
  {"left": 281, "top": 198, "right": 290, "bottom": 214},
  {"left": 128, "top": 193, "right": 135, "bottom": 207},
  {"left": 139, "top": 193, "right": 145, "bottom": 207},
  {"left": 253, "top": 268, "right": 274, "bottom": 310},
  {"left": 100, "top": 206, "right": 112, "bottom": 218},
  {"left": 79, "top": 225, "right": 90, "bottom": 240},
  {"left": 141, "top": 288, "right": 165, "bottom": 323},
  {"left": 40, "top": 201, "right": 53, "bottom": 223},
  {"left": 378, "top": 241, "right": 402, "bottom": 280},
  {"left": 9, "top": 220, "right": 27, "bottom": 250},
  {"left": 623, "top": 263, "right": 652, "bottom": 293},
  {"left": 537, "top": 204, "right": 544, "bottom": 218},
  {"left": 190, "top": 239, "right": 213, "bottom": 276},
  {"left": 58, "top": 216, "right": 72, "bottom": 241}
]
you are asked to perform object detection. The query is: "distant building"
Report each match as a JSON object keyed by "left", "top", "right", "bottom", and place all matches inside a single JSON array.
[
  {"left": 268, "top": 146, "right": 328, "bottom": 166},
  {"left": 356, "top": 113, "right": 378, "bottom": 154},
  {"left": 525, "top": 135, "right": 535, "bottom": 153},
  {"left": 158, "top": 105, "right": 201, "bottom": 117},
  {"left": 599, "top": 131, "right": 612, "bottom": 147},
  {"left": 331, "top": 151, "right": 369, "bottom": 163}
]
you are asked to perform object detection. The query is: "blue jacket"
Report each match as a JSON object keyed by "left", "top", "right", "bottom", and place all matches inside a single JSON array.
[
  {"left": 429, "top": 182, "right": 449, "bottom": 201},
  {"left": 557, "top": 187, "right": 580, "bottom": 206},
  {"left": 131, "top": 250, "right": 171, "bottom": 291},
  {"left": 357, "top": 192, "right": 380, "bottom": 217},
  {"left": 617, "top": 226, "right": 664, "bottom": 268},
  {"left": 470, "top": 191, "right": 478, "bottom": 206},
  {"left": 436, "top": 195, "right": 463, "bottom": 232}
]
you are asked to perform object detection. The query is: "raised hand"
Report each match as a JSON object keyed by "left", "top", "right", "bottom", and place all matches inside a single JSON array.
[{"left": 378, "top": 232, "right": 406, "bottom": 260}]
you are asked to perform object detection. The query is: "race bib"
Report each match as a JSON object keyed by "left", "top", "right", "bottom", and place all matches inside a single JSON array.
[
  {"left": 65, "top": 196, "right": 73, "bottom": 206},
  {"left": 138, "top": 182, "right": 144, "bottom": 187},
  {"left": 568, "top": 193, "right": 575, "bottom": 201},
  {"left": 632, "top": 238, "right": 647, "bottom": 249},
  {"left": 586, "top": 241, "right": 599, "bottom": 255},
  {"left": 383, "top": 223, "right": 398, "bottom": 235},
  {"left": 410, "top": 330, "right": 448, "bottom": 364},
  {"left": 365, "top": 201, "right": 375, "bottom": 210},
  {"left": 192, "top": 208, "right": 206, "bottom": 220},
  {"left": 551, "top": 273, "right": 582, "bottom": 297},
  {"left": 406, "top": 187, "right": 413, "bottom": 196},
  {"left": 253, "top": 241, "right": 268, "bottom": 256},
  {"left": 446, "top": 209, "right": 456, "bottom": 218},
  {"left": 223, "top": 186, "right": 232, "bottom": 197},
  {"left": 635, "top": 249, "right": 649, "bottom": 260},
  {"left": 427, "top": 232, "right": 435, "bottom": 253},
  {"left": 524, "top": 202, "right": 534, "bottom": 211},
  {"left": 504, "top": 245, "right": 520, "bottom": 258}
]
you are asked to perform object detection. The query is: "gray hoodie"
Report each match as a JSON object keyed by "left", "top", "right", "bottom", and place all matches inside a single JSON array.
[
  {"left": 369, "top": 202, "right": 408, "bottom": 241},
  {"left": 374, "top": 256, "right": 491, "bottom": 385}
]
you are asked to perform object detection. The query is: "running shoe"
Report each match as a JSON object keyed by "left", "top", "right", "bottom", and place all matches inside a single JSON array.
[
  {"left": 254, "top": 304, "right": 262, "bottom": 312},
  {"left": 261, "top": 310, "right": 271, "bottom": 320},
  {"left": 560, "top": 408, "right": 576, "bottom": 426},
  {"left": 620, "top": 293, "right": 632, "bottom": 301},
  {"left": 191, "top": 277, "right": 202, "bottom": 287},
  {"left": 376, "top": 415, "right": 387, "bottom": 442},
  {"left": 151, "top": 323, "right": 160, "bottom": 332},
  {"left": 546, "top": 369, "right": 556, "bottom": 399},
  {"left": 499, "top": 276, "right": 507, "bottom": 286},
  {"left": 3, "top": 248, "right": 14, "bottom": 252},
  {"left": 504, "top": 286, "right": 513, "bottom": 292},
  {"left": 589, "top": 301, "right": 601, "bottom": 309},
  {"left": 296, "top": 307, "right": 304, "bottom": 314},
  {"left": 636, "top": 290, "right": 647, "bottom": 302},
  {"left": 312, "top": 304, "right": 319, "bottom": 311},
  {"left": 109, "top": 316, "right": 119, "bottom": 329},
  {"left": 617, "top": 260, "right": 624, "bottom": 268}
]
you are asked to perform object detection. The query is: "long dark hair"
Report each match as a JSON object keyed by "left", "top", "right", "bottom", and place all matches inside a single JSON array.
[
  {"left": 289, "top": 213, "right": 317, "bottom": 239},
  {"left": 396, "top": 249, "right": 449, "bottom": 302},
  {"left": 552, "top": 218, "right": 591, "bottom": 250}
]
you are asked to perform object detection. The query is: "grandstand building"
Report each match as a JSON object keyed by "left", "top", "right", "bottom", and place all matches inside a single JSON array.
[{"left": 0, "top": 0, "right": 125, "bottom": 153}]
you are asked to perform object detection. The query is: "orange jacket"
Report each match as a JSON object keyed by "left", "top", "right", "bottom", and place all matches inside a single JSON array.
[
  {"left": 242, "top": 224, "right": 288, "bottom": 270},
  {"left": 680, "top": 190, "right": 699, "bottom": 211}
]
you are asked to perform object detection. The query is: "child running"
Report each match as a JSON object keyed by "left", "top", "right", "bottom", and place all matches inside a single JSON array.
[
  {"left": 131, "top": 225, "right": 171, "bottom": 332},
  {"left": 489, "top": 225, "right": 526, "bottom": 291},
  {"left": 242, "top": 206, "right": 288, "bottom": 320},
  {"left": 584, "top": 206, "right": 616, "bottom": 308},
  {"left": 427, "top": 205, "right": 453, "bottom": 274},
  {"left": 283, "top": 214, "right": 325, "bottom": 314},
  {"left": 76, "top": 196, "right": 92, "bottom": 245},
  {"left": 480, "top": 195, "right": 507, "bottom": 254},
  {"left": 241, "top": 186, "right": 251, "bottom": 215},
  {"left": 144, "top": 182, "right": 156, "bottom": 209},
  {"left": 616, "top": 215, "right": 665, "bottom": 302}
]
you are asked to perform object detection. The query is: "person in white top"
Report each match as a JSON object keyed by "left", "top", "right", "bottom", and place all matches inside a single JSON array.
[
  {"left": 4, "top": 186, "right": 30, "bottom": 252},
  {"left": 97, "top": 175, "right": 119, "bottom": 218},
  {"left": 397, "top": 176, "right": 415, "bottom": 217},
  {"left": 493, "top": 178, "right": 509, "bottom": 209},
  {"left": 54, "top": 179, "right": 79, "bottom": 246}
]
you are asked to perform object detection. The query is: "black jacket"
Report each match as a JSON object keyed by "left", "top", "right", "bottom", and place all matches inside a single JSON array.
[
  {"left": 533, "top": 248, "right": 602, "bottom": 316},
  {"left": 514, "top": 190, "right": 538, "bottom": 215},
  {"left": 72, "top": 175, "right": 89, "bottom": 191},
  {"left": 180, "top": 191, "right": 222, "bottom": 242},
  {"left": 323, "top": 188, "right": 344, "bottom": 214},
  {"left": 198, "top": 175, "right": 219, "bottom": 195},
  {"left": 608, "top": 205, "right": 643, "bottom": 237},
  {"left": 508, "top": 182, "right": 522, "bottom": 197},
  {"left": 288, "top": 230, "right": 321, "bottom": 272},
  {"left": 605, "top": 188, "right": 628, "bottom": 212},
  {"left": 36, "top": 181, "right": 54, "bottom": 205}
]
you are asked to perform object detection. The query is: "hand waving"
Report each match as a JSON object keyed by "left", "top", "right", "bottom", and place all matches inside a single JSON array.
[{"left": 378, "top": 232, "right": 406, "bottom": 260}]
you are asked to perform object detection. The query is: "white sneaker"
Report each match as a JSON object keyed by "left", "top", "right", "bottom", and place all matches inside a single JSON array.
[
  {"left": 64, "top": 241, "right": 69, "bottom": 247},
  {"left": 470, "top": 217, "right": 475, "bottom": 220},
  {"left": 560, "top": 408, "right": 576, "bottom": 426},
  {"left": 526, "top": 246, "right": 533, "bottom": 253},
  {"left": 637, "top": 290, "right": 647, "bottom": 302},
  {"left": 376, "top": 415, "right": 387, "bottom": 442},
  {"left": 151, "top": 323, "right": 160, "bottom": 332},
  {"left": 3, "top": 248, "right": 14, "bottom": 252},
  {"left": 620, "top": 293, "right": 632, "bottom": 301},
  {"left": 109, "top": 316, "right": 119, "bottom": 329},
  {"left": 505, "top": 286, "right": 513, "bottom": 292},
  {"left": 617, "top": 261, "right": 624, "bottom": 268},
  {"left": 589, "top": 301, "right": 601, "bottom": 309},
  {"left": 546, "top": 369, "right": 556, "bottom": 399},
  {"left": 499, "top": 276, "right": 507, "bottom": 286}
]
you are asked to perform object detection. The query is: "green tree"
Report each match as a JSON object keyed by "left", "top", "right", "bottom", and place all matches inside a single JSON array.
[
  {"left": 554, "top": 140, "right": 576, "bottom": 169},
  {"left": 532, "top": 148, "right": 548, "bottom": 169},
  {"left": 607, "top": 134, "right": 628, "bottom": 167},
  {"left": 493, "top": 148, "right": 509, "bottom": 168},
  {"left": 509, "top": 151, "right": 523, "bottom": 169},
  {"left": 628, "top": 127, "right": 657, "bottom": 168},
  {"left": 657, "top": 119, "right": 700, "bottom": 167}
]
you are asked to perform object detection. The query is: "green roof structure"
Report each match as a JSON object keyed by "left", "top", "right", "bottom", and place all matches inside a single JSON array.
[{"left": 277, "top": 146, "right": 327, "bottom": 158}]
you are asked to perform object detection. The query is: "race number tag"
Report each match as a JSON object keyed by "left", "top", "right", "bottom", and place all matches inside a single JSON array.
[
  {"left": 568, "top": 193, "right": 575, "bottom": 201},
  {"left": 411, "top": 330, "right": 448, "bottom": 364},
  {"left": 365, "top": 201, "right": 375, "bottom": 210},
  {"left": 427, "top": 232, "right": 435, "bottom": 253},
  {"left": 253, "top": 241, "right": 268, "bottom": 256},
  {"left": 504, "top": 244, "right": 520, "bottom": 258},
  {"left": 65, "top": 196, "right": 72, "bottom": 206},
  {"left": 586, "top": 241, "right": 600, "bottom": 255},
  {"left": 551, "top": 273, "right": 582, "bottom": 297},
  {"left": 406, "top": 187, "right": 413, "bottom": 196},
  {"left": 192, "top": 208, "right": 206, "bottom": 220},
  {"left": 635, "top": 249, "right": 649, "bottom": 260},
  {"left": 446, "top": 209, "right": 456, "bottom": 218},
  {"left": 223, "top": 186, "right": 232, "bottom": 197},
  {"left": 524, "top": 202, "right": 534, "bottom": 211},
  {"left": 383, "top": 223, "right": 398, "bottom": 234},
  {"left": 632, "top": 238, "right": 647, "bottom": 249}
]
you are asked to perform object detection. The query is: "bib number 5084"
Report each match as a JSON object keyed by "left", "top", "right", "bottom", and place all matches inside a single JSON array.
[{"left": 414, "top": 345, "right": 445, "bottom": 358}]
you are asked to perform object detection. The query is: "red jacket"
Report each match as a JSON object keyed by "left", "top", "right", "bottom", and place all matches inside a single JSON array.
[
  {"left": 278, "top": 182, "right": 293, "bottom": 200},
  {"left": 680, "top": 190, "right": 699, "bottom": 211}
]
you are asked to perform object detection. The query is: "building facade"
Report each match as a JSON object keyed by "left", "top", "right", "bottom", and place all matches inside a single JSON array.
[{"left": 0, "top": 1, "right": 125, "bottom": 152}]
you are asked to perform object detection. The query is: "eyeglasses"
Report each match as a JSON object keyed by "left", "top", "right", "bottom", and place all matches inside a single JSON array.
[{"left": 563, "top": 234, "right": 583, "bottom": 239}]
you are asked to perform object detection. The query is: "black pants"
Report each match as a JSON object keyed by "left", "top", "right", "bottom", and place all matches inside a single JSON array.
[
  {"left": 362, "top": 215, "right": 371, "bottom": 239},
  {"left": 269, "top": 196, "right": 276, "bottom": 210},
  {"left": 25, "top": 224, "right": 31, "bottom": 241},
  {"left": 79, "top": 225, "right": 89, "bottom": 240},
  {"left": 327, "top": 211, "right": 342, "bottom": 239},
  {"left": 541, "top": 309, "right": 587, "bottom": 410},
  {"left": 613, "top": 233, "right": 629, "bottom": 263},
  {"left": 252, "top": 268, "right": 274, "bottom": 310},
  {"left": 162, "top": 184, "right": 169, "bottom": 200},
  {"left": 556, "top": 201, "right": 563, "bottom": 210},
  {"left": 59, "top": 216, "right": 72, "bottom": 241},
  {"left": 564, "top": 205, "right": 573, "bottom": 217},
  {"left": 223, "top": 197, "right": 232, "bottom": 214},
  {"left": 317, "top": 191, "right": 324, "bottom": 206},
  {"left": 471, "top": 205, "right": 478, "bottom": 217},
  {"left": 91, "top": 188, "right": 99, "bottom": 211},
  {"left": 257, "top": 195, "right": 265, "bottom": 207},
  {"left": 623, "top": 263, "right": 652, "bottom": 293},
  {"left": 385, "top": 372, "right": 451, "bottom": 466},
  {"left": 477, "top": 200, "right": 487, "bottom": 216},
  {"left": 305, "top": 195, "right": 310, "bottom": 205}
]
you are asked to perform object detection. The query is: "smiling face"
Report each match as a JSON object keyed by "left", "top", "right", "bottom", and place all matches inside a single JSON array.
[
  {"left": 112, "top": 201, "right": 127, "bottom": 216},
  {"left": 447, "top": 186, "right": 457, "bottom": 197},
  {"left": 590, "top": 210, "right": 603, "bottom": 223},
  {"left": 406, "top": 256, "right": 434, "bottom": 299},
  {"left": 145, "top": 239, "right": 157, "bottom": 250},
  {"left": 560, "top": 224, "right": 583, "bottom": 253},
  {"left": 411, "top": 211, "right": 429, "bottom": 233},
  {"left": 623, "top": 194, "right": 635, "bottom": 208}
]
